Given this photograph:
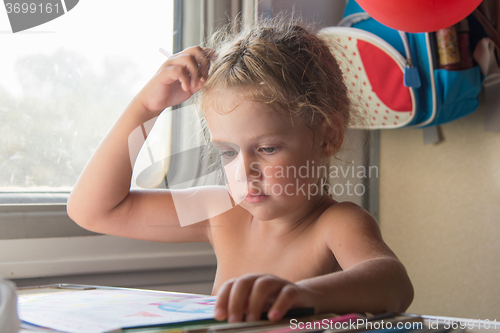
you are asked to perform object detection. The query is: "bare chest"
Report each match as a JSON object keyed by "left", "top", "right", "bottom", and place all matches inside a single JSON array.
[{"left": 209, "top": 218, "right": 339, "bottom": 294}]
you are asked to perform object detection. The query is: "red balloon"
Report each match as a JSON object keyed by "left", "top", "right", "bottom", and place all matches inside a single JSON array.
[{"left": 356, "top": 0, "right": 483, "bottom": 32}]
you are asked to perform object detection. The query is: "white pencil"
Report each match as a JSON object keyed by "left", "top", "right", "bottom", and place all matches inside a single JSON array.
[{"left": 159, "top": 47, "right": 174, "bottom": 58}]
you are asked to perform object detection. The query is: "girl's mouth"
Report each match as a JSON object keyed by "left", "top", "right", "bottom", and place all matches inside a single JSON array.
[{"left": 244, "top": 193, "right": 270, "bottom": 203}]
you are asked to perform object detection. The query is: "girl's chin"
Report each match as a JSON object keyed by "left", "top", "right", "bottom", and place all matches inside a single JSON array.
[{"left": 240, "top": 206, "right": 278, "bottom": 221}]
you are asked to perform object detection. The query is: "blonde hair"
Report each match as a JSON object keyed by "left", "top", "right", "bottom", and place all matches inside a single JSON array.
[{"left": 198, "top": 16, "right": 352, "bottom": 191}]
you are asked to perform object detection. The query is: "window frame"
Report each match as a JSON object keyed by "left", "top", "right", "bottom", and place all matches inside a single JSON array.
[
  {"left": 0, "top": 0, "right": 210, "bottom": 231},
  {"left": 0, "top": 0, "right": 226, "bottom": 282}
]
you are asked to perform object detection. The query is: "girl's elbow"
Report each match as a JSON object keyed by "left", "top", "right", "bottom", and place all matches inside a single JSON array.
[
  {"left": 390, "top": 266, "right": 414, "bottom": 313},
  {"left": 67, "top": 202, "right": 90, "bottom": 230},
  {"left": 66, "top": 194, "right": 98, "bottom": 231},
  {"left": 399, "top": 276, "right": 415, "bottom": 312},
  {"left": 376, "top": 258, "right": 414, "bottom": 313},
  {"left": 66, "top": 194, "right": 81, "bottom": 224}
]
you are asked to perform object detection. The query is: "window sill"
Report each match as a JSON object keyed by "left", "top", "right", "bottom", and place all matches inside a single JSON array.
[{"left": 0, "top": 236, "right": 216, "bottom": 280}]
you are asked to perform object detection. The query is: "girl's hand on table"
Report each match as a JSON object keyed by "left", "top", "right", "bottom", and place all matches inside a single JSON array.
[{"left": 214, "top": 274, "right": 319, "bottom": 323}]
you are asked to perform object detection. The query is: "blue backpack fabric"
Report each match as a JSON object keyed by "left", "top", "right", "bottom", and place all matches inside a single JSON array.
[{"left": 341, "top": 0, "right": 485, "bottom": 128}]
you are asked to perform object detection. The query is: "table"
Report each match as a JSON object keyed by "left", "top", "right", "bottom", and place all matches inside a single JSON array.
[{"left": 16, "top": 284, "right": 500, "bottom": 333}]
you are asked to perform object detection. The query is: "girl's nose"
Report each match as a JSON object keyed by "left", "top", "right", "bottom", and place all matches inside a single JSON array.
[
  {"left": 234, "top": 154, "right": 260, "bottom": 183},
  {"left": 234, "top": 154, "right": 247, "bottom": 183}
]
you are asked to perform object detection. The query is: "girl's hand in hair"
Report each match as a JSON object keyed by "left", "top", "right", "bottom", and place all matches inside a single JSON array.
[{"left": 135, "top": 46, "right": 214, "bottom": 116}]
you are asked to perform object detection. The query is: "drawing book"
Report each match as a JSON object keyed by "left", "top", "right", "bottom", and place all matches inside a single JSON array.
[{"left": 18, "top": 287, "right": 217, "bottom": 333}]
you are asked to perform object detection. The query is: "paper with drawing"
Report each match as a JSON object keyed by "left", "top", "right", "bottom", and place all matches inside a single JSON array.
[{"left": 18, "top": 289, "right": 216, "bottom": 333}]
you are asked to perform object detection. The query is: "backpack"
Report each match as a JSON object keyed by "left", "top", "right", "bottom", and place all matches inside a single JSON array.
[{"left": 318, "top": 0, "right": 486, "bottom": 130}]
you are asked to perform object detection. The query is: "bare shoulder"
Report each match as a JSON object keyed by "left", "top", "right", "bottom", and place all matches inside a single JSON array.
[
  {"left": 316, "top": 200, "right": 397, "bottom": 269},
  {"left": 318, "top": 201, "right": 380, "bottom": 234}
]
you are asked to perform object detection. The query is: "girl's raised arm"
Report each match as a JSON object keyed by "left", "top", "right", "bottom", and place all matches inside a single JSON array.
[{"left": 67, "top": 46, "right": 215, "bottom": 243}]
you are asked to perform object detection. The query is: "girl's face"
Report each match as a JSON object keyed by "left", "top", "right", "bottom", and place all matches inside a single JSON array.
[{"left": 204, "top": 89, "right": 326, "bottom": 222}]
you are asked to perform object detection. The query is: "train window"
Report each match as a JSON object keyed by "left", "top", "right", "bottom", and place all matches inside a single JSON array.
[{"left": 0, "top": 0, "right": 174, "bottom": 204}]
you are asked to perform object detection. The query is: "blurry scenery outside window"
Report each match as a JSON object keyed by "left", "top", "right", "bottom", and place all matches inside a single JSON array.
[{"left": 0, "top": 0, "right": 174, "bottom": 200}]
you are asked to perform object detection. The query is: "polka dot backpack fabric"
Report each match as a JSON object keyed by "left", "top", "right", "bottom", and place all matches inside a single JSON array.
[
  {"left": 319, "top": 27, "right": 417, "bottom": 129},
  {"left": 319, "top": 0, "right": 485, "bottom": 130}
]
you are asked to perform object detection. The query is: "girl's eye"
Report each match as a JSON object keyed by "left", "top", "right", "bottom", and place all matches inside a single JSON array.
[
  {"left": 259, "top": 147, "right": 279, "bottom": 154},
  {"left": 220, "top": 150, "right": 237, "bottom": 159}
]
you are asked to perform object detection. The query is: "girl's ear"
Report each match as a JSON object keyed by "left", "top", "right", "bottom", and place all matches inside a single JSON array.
[{"left": 319, "top": 119, "right": 343, "bottom": 158}]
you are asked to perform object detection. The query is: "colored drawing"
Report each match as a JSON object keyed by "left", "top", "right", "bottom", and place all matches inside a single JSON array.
[{"left": 18, "top": 289, "right": 216, "bottom": 333}]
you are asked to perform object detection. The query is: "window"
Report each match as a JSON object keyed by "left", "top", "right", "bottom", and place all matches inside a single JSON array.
[
  {"left": 0, "top": 0, "right": 174, "bottom": 202},
  {"left": 0, "top": 0, "right": 218, "bottom": 286}
]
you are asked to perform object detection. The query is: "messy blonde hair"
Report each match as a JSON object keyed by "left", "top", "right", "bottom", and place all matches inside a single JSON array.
[{"left": 198, "top": 16, "right": 352, "bottom": 190}]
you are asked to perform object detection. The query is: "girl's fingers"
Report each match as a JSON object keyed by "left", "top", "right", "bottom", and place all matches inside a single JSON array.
[
  {"left": 178, "top": 46, "right": 212, "bottom": 83},
  {"left": 226, "top": 275, "right": 259, "bottom": 322},
  {"left": 164, "top": 54, "right": 202, "bottom": 89},
  {"left": 201, "top": 46, "right": 216, "bottom": 60},
  {"left": 214, "top": 279, "right": 234, "bottom": 321},
  {"left": 194, "top": 48, "right": 211, "bottom": 80},
  {"left": 267, "top": 285, "right": 304, "bottom": 322},
  {"left": 215, "top": 275, "right": 307, "bottom": 323},
  {"left": 164, "top": 65, "right": 192, "bottom": 92},
  {"left": 158, "top": 46, "right": 213, "bottom": 92},
  {"left": 185, "top": 46, "right": 213, "bottom": 79},
  {"left": 245, "top": 276, "right": 282, "bottom": 322},
  {"left": 200, "top": 46, "right": 215, "bottom": 77}
]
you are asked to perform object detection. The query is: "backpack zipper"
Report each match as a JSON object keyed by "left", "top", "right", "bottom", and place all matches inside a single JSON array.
[{"left": 339, "top": 13, "right": 421, "bottom": 88}]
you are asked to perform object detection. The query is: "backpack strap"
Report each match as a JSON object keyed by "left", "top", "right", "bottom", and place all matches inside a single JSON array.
[
  {"left": 472, "top": 9, "right": 500, "bottom": 52},
  {"left": 338, "top": 13, "right": 371, "bottom": 27},
  {"left": 472, "top": 9, "right": 500, "bottom": 132}
]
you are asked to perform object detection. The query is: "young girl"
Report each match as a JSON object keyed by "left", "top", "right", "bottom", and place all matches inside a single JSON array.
[{"left": 67, "top": 18, "right": 414, "bottom": 323}]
